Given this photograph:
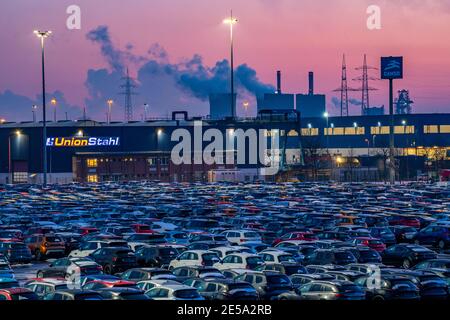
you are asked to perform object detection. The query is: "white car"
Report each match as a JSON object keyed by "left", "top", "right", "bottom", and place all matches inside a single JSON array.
[
  {"left": 136, "top": 279, "right": 181, "bottom": 292},
  {"left": 168, "top": 250, "right": 220, "bottom": 269},
  {"left": 213, "top": 253, "right": 265, "bottom": 270},
  {"left": 68, "top": 240, "right": 128, "bottom": 257},
  {"left": 259, "top": 250, "right": 297, "bottom": 264},
  {"left": 209, "top": 246, "right": 250, "bottom": 258},
  {"left": 145, "top": 284, "right": 204, "bottom": 300},
  {"left": 221, "top": 230, "right": 262, "bottom": 245}
]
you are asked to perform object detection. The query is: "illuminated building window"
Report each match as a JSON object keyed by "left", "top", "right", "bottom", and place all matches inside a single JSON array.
[
  {"left": 344, "top": 127, "right": 365, "bottom": 135},
  {"left": 424, "top": 125, "right": 439, "bottom": 134},
  {"left": 370, "top": 126, "right": 390, "bottom": 135},
  {"left": 147, "top": 157, "right": 157, "bottom": 166},
  {"left": 440, "top": 125, "right": 450, "bottom": 133},
  {"left": 13, "top": 172, "right": 28, "bottom": 183},
  {"left": 87, "top": 174, "right": 98, "bottom": 183},
  {"left": 86, "top": 158, "right": 98, "bottom": 168},
  {"left": 394, "top": 125, "right": 415, "bottom": 134},
  {"left": 301, "top": 128, "right": 319, "bottom": 136},
  {"left": 287, "top": 130, "right": 299, "bottom": 137}
]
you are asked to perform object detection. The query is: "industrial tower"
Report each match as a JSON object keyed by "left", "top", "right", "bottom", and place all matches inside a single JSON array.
[
  {"left": 395, "top": 89, "right": 414, "bottom": 114},
  {"left": 120, "top": 68, "right": 138, "bottom": 122},
  {"left": 353, "top": 54, "right": 379, "bottom": 115},
  {"left": 333, "top": 55, "right": 354, "bottom": 116}
]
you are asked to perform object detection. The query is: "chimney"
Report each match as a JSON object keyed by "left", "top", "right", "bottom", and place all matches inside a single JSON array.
[
  {"left": 308, "top": 71, "right": 314, "bottom": 95},
  {"left": 277, "top": 70, "right": 281, "bottom": 94}
]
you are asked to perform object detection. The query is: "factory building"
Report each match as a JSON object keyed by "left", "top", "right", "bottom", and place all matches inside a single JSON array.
[
  {"left": 296, "top": 72, "right": 326, "bottom": 118},
  {"left": 1, "top": 112, "right": 449, "bottom": 184},
  {"left": 257, "top": 71, "right": 295, "bottom": 112}
]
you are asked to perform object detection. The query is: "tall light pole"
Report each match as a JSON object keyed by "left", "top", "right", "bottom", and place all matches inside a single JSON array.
[
  {"left": 107, "top": 99, "right": 113, "bottom": 124},
  {"left": 34, "top": 30, "right": 51, "bottom": 187},
  {"left": 144, "top": 103, "right": 149, "bottom": 121},
  {"left": 223, "top": 11, "right": 238, "bottom": 118},
  {"left": 323, "top": 112, "right": 329, "bottom": 154},
  {"left": 32, "top": 105, "right": 37, "bottom": 123}
]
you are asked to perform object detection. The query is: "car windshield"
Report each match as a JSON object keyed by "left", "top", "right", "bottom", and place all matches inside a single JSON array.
[
  {"left": 228, "top": 283, "right": 254, "bottom": 290},
  {"left": 246, "top": 257, "right": 263, "bottom": 265},
  {"left": 76, "top": 294, "right": 104, "bottom": 300},
  {"left": 335, "top": 252, "right": 354, "bottom": 260},
  {"left": 267, "top": 275, "right": 290, "bottom": 284},
  {"left": 11, "top": 292, "right": 38, "bottom": 300},
  {"left": 202, "top": 253, "right": 219, "bottom": 261},
  {"left": 45, "top": 237, "right": 62, "bottom": 242},
  {"left": 244, "top": 232, "right": 258, "bottom": 238},
  {"left": 173, "top": 289, "right": 201, "bottom": 299},
  {"left": 159, "top": 248, "right": 178, "bottom": 256},
  {"left": 278, "top": 255, "right": 295, "bottom": 262}
]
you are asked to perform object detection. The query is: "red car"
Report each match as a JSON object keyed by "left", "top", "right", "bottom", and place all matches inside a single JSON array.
[
  {"left": 272, "top": 232, "right": 318, "bottom": 245},
  {"left": 79, "top": 227, "right": 99, "bottom": 236},
  {"left": 83, "top": 279, "right": 136, "bottom": 290},
  {"left": 0, "top": 288, "right": 39, "bottom": 300},
  {"left": 131, "top": 224, "right": 155, "bottom": 234},
  {"left": 389, "top": 216, "right": 421, "bottom": 228},
  {"left": 353, "top": 237, "right": 386, "bottom": 252}
]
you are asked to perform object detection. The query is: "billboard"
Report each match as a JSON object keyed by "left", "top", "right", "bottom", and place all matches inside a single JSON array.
[
  {"left": 46, "top": 137, "right": 120, "bottom": 147},
  {"left": 381, "top": 56, "right": 403, "bottom": 79}
]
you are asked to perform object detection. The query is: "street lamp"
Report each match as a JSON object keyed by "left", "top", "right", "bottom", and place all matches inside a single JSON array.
[
  {"left": 223, "top": 11, "right": 238, "bottom": 118},
  {"left": 107, "top": 99, "right": 113, "bottom": 124},
  {"left": 243, "top": 101, "right": 249, "bottom": 117},
  {"left": 8, "top": 130, "right": 22, "bottom": 184},
  {"left": 50, "top": 98, "right": 57, "bottom": 122},
  {"left": 32, "top": 105, "right": 37, "bottom": 123},
  {"left": 144, "top": 103, "right": 149, "bottom": 121},
  {"left": 34, "top": 29, "right": 52, "bottom": 187},
  {"left": 323, "top": 112, "right": 329, "bottom": 153}
]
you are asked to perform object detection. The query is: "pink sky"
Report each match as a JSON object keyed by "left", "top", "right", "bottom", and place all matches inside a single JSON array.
[{"left": 1, "top": 0, "right": 450, "bottom": 120}]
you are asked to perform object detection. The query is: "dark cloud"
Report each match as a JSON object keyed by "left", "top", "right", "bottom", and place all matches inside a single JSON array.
[
  {"left": 84, "top": 25, "right": 274, "bottom": 120},
  {"left": 0, "top": 90, "right": 81, "bottom": 122}
]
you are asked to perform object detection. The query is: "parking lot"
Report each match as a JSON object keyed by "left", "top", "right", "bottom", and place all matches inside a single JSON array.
[{"left": 0, "top": 182, "right": 449, "bottom": 300}]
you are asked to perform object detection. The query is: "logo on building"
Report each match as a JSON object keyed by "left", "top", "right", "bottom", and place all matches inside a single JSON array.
[
  {"left": 46, "top": 137, "right": 120, "bottom": 147},
  {"left": 381, "top": 56, "right": 403, "bottom": 79}
]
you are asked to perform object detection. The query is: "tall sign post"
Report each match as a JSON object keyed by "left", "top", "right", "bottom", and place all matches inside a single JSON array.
[{"left": 381, "top": 56, "right": 403, "bottom": 185}]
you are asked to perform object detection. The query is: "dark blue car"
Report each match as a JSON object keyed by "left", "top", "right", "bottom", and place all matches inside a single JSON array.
[{"left": 413, "top": 225, "right": 450, "bottom": 249}]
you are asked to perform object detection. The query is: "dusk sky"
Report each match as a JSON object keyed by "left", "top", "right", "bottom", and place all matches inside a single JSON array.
[{"left": 1, "top": 0, "right": 450, "bottom": 122}]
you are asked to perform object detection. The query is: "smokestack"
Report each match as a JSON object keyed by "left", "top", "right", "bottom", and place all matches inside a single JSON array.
[
  {"left": 308, "top": 72, "right": 314, "bottom": 95},
  {"left": 277, "top": 70, "right": 281, "bottom": 94}
]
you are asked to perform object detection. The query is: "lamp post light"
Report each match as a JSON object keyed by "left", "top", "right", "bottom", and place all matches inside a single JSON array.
[
  {"left": 144, "top": 103, "right": 149, "bottom": 121},
  {"left": 34, "top": 29, "right": 52, "bottom": 187},
  {"left": 223, "top": 11, "right": 238, "bottom": 118},
  {"left": 323, "top": 112, "right": 329, "bottom": 153},
  {"left": 8, "top": 130, "right": 22, "bottom": 184},
  {"left": 50, "top": 98, "right": 57, "bottom": 122},
  {"left": 32, "top": 105, "right": 37, "bottom": 123},
  {"left": 107, "top": 99, "right": 113, "bottom": 124}
]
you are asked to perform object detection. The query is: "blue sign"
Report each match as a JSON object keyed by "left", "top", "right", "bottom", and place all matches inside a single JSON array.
[{"left": 381, "top": 56, "right": 403, "bottom": 79}]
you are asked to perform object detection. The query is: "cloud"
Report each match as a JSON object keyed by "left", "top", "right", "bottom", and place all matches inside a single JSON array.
[
  {"left": 84, "top": 25, "right": 274, "bottom": 119},
  {"left": 0, "top": 90, "right": 81, "bottom": 122}
]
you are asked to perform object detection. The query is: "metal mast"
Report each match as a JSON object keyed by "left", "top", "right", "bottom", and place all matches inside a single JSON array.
[
  {"left": 120, "top": 68, "right": 137, "bottom": 122},
  {"left": 333, "top": 55, "right": 350, "bottom": 116},
  {"left": 354, "top": 54, "right": 379, "bottom": 115}
]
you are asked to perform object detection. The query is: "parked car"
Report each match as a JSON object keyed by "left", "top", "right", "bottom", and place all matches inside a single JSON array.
[
  {"left": 0, "top": 242, "right": 32, "bottom": 264},
  {"left": 297, "top": 280, "right": 366, "bottom": 300},
  {"left": 135, "top": 245, "right": 179, "bottom": 267},
  {"left": 381, "top": 244, "right": 437, "bottom": 268},
  {"left": 354, "top": 274, "right": 420, "bottom": 300},
  {"left": 0, "top": 288, "right": 39, "bottom": 300},
  {"left": 36, "top": 257, "right": 102, "bottom": 279},
  {"left": 169, "top": 250, "right": 220, "bottom": 269},
  {"left": 145, "top": 284, "right": 204, "bottom": 300},
  {"left": 413, "top": 225, "right": 450, "bottom": 249},
  {"left": 24, "top": 234, "right": 65, "bottom": 260},
  {"left": 213, "top": 253, "right": 264, "bottom": 270},
  {"left": 235, "top": 271, "right": 294, "bottom": 299},
  {"left": 89, "top": 247, "right": 138, "bottom": 274}
]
